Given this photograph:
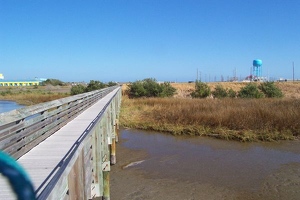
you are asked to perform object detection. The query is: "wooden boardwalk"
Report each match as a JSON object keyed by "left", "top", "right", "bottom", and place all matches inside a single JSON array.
[{"left": 0, "top": 87, "right": 119, "bottom": 199}]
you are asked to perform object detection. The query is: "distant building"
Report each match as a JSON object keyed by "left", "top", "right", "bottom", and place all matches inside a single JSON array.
[
  {"left": 35, "top": 77, "right": 47, "bottom": 81},
  {"left": 0, "top": 74, "right": 46, "bottom": 86},
  {"left": 0, "top": 80, "right": 40, "bottom": 87}
]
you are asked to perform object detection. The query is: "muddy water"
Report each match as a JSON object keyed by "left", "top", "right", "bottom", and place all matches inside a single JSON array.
[{"left": 111, "top": 129, "right": 300, "bottom": 200}]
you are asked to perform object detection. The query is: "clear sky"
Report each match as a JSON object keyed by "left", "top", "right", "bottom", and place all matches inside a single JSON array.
[{"left": 0, "top": 0, "right": 299, "bottom": 83}]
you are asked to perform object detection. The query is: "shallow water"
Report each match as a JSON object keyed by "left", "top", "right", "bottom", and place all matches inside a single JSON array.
[
  {"left": 0, "top": 100, "right": 23, "bottom": 113},
  {"left": 116, "top": 129, "right": 300, "bottom": 199}
]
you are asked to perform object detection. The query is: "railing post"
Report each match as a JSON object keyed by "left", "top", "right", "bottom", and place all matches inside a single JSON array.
[
  {"left": 102, "top": 112, "right": 110, "bottom": 200},
  {"left": 102, "top": 171, "right": 110, "bottom": 200},
  {"left": 110, "top": 99, "right": 117, "bottom": 165},
  {"left": 91, "top": 123, "right": 103, "bottom": 199}
]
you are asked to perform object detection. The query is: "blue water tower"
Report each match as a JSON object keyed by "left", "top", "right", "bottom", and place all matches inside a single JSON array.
[{"left": 253, "top": 59, "right": 262, "bottom": 80}]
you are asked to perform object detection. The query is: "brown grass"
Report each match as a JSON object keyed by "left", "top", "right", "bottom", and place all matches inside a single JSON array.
[
  {"left": 120, "top": 97, "right": 300, "bottom": 141},
  {"left": 0, "top": 86, "right": 71, "bottom": 105},
  {"left": 120, "top": 82, "right": 300, "bottom": 141}
]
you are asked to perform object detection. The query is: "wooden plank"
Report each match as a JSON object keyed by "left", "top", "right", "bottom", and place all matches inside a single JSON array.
[{"left": 68, "top": 150, "right": 85, "bottom": 200}]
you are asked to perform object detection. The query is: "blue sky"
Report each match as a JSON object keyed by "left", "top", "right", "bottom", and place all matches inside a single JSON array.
[{"left": 0, "top": 0, "right": 299, "bottom": 82}]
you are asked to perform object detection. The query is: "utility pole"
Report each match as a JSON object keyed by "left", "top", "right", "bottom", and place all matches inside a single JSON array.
[
  {"left": 293, "top": 62, "right": 295, "bottom": 82},
  {"left": 200, "top": 71, "right": 202, "bottom": 82}
]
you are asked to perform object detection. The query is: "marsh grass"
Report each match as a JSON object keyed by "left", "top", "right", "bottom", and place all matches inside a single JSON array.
[
  {"left": 120, "top": 97, "right": 300, "bottom": 141},
  {"left": 0, "top": 86, "right": 70, "bottom": 105}
]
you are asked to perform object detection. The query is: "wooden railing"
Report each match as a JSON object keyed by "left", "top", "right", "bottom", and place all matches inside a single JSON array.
[{"left": 0, "top": 86, "right": 121, "bottom": 199}]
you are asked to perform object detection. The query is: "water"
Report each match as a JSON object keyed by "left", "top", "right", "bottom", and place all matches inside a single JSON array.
[
  {"left": 0, "top": 100, "right": 23, "bottom": 113},
  {"left": 114, "top": 129, "right": 300, "bottom": 199}
]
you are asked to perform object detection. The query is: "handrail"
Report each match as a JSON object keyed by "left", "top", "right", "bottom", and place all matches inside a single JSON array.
[{"left": 0, "top": 86, "right": 118, "bottom": 159}]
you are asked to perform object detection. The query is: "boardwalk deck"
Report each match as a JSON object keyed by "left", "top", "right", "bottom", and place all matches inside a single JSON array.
[{"left": 0, "top": 87, "right": 119, "bottom": 199}]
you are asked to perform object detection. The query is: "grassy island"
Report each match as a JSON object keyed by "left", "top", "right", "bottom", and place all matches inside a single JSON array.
[{"left": 120, "top": 82, "right": 300, "bottom": 142}]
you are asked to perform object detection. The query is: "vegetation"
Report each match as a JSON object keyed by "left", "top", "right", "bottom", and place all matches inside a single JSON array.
[
  {"left": 212, "top": 85, "right": 228, "bottom": 98},
  {"left": 41, "top": 79, "right": 66, "bottom": 86},
  {"left": 0, "top": 86, "right": 70, "bottom": 105},
  {"left": 70, "top": 84, "right": 86, "bottom": 95},
  {"left": 120, "top": 81, "right": 300, "bottom": 142},
  {"left": 85, "top": 80, "right": 106, "bottom": 92},
  {"left": 258, "top": 82, "right": 284, "bottom": 98},
  {"left": 238, "top": 83, "right": 264, "bottom": 98},
  {"left": 190, "top": 81, "right": 211, "bottom": 98},
  {"left": 70, "top": 80, "right": 118, "bottom": 95},
  {"left": 1, "top": 80, "right": 299, "bottom": 142},
  {"left": 127, "top": 78, "right": 176, "bottom": 98},
  {"left": 0, "top": 79, "right": 118, "bottom": 105},
  {"left": 120, "top": 97, "right": 300, "bottom": 142},
  {"left": 107, "top": 81, "right": 118, "bottom": 87},
  {"left": 227, "top": 88, "right": 237, "bottom": 98}
]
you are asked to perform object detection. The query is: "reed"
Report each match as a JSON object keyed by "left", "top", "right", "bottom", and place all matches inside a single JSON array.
[
  {"left": 0, "top": 86, "right": 70, "bottom": 105},
  {"left": 120, "top": 97, "right": 300, "bottom": 141}
]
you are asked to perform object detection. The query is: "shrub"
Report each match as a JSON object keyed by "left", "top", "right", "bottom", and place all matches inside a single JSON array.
[
  {"left": 71, "top": 84, "right": 86, "bottom": 95},
  {"left": 258, "top": 82, "right": 283, "bottom": 98},
  {"left": 42, "top": 79, "right": 65, "bottom": 86},
  {"left": 85, "top": 80, "right": 106, "bottom": 92},
  {"left": 212, "top": 85, "right": 228, "bottom": 98},
  {"left": 238, "top": 83, "right": 264, "bottom": 98},
  {"left": 107, "top": 81, "right": 118, "bottom": 87},
  {"left": 128, "top": 81, "right": 147, "bottom": 98},
  {"left": 190, "top": 81, "right": 211, "bottom": 98},
  {"left": 228, "top": 88, "right": 237, "bottom": 98},
  {"left": 127, "top": 78, "right": 176, "bottom": 98},
  {"left": 142, "top": 78, "right": 162, "bottom": 97},
  {"left": 160, "top": 82, "right": 177, "bottom": 97}
]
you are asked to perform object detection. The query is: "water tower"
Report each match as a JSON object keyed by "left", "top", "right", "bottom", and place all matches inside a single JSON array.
[{"left": 252, "top": 59, "right": 262, "bottom": 80}]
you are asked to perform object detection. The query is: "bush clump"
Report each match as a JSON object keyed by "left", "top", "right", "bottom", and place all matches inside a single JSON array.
[
  {"left": 85, "top": 80, "right": 106, "bottom": 92},
  {"left": 258, "top": 82, "right": 283, "bottom": 98},
  {"left": 212, "top": 85, "right": 228, "bottom": 98},
  {"left": 70, "top": 80, "right": 118, "bottom": 95},
  {"left": 190, "top": 81, "right": 211, "bottom": 98},
  {"left": 41, "top": 79, "right": 65, "bottom": 86},
  {"left": 228, "top": 88, "right": 237, "bottom": 98},
  {"left": 70, "top": 84, "right": 86, "bottom": 95},
  {"left": 238, "top": 83, "right": 264, "bottom": 98},
  {"left": 127, "top": 78, "right": 176, "bottom": 98}
]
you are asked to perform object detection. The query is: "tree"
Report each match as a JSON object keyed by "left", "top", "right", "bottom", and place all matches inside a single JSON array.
[
  {"left": 190, "top": 81, "right": 211, "bottom": 98},
  {"left": 238, "top": 83, "right": 264, "bottom": 98},
  {"left": 258, "top": 82, "right": 283, "bottom": 98}
]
